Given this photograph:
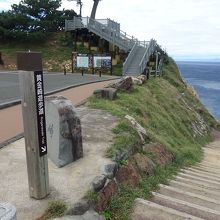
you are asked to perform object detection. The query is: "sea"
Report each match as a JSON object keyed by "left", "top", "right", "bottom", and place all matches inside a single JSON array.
[{"left": 177, "top": 61, "right": 220, "bottom": 121}]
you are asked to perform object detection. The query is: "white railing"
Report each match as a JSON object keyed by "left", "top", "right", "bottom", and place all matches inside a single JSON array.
[
  {"left": 65, "top": 17, "right": 136, "bottom": 51},
  {"left": 65, "top": 17, "right": 158, "bottom": 75},
  {"left": 139, "top": 39, "right": 157, "bottom": 74}
]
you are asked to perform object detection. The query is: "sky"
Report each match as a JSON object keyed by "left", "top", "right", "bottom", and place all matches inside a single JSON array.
[{"left": 1, "top": 0, "right": 220, "bottom": 61}]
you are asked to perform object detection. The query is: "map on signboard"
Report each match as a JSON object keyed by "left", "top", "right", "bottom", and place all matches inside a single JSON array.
[
  {"left": 102, "top": 57, "right": 111, "bottom": 68},
  {"left": 94, "top": 56, "right": 102, "bottom": 68},
  {"left": 94, "top": 56, "right": 111, "bottom": 68},
  {"left": 77, "top": 56, "right": 89, "bottom": 68}
]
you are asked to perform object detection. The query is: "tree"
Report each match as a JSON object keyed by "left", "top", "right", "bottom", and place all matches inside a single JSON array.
[
  {"left": 90, "top": 0, "right": 101, "bottom": 19},
  {"left": 0, "top": 0, "right": 77, "bottom": 42}
]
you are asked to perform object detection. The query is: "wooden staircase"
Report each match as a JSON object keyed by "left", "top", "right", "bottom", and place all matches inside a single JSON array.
[{"left": 132, "top": 138, "right": 220, "bottom": 220}]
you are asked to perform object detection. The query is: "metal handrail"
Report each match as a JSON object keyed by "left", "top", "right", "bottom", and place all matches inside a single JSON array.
[
  {"left": 139, "top": 39, "right": 156, "bottom": 74},
  {"left": 65, "top": 17, "right": 157, "bottom": 75}
]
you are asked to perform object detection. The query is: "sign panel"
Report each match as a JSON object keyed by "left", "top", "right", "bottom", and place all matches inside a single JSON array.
[
  {"left": 77, "top": 54, "right": 89, "bottom": 68},
  {"left": 93, "top": 56, "right": 102, "bottom": 68},
  {"left": 34, "top": 71, "right": 47, "bottom": 157},
  {"left": 101, "top": 56, "right": 112, "bottom": 68},
  {"left": 94, "top": 56, "right": 112, "bottom": 68}
]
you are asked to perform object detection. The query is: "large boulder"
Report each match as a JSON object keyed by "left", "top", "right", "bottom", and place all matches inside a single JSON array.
[
  {"left": 132, "top": 153, "right": 156, "bottom": 175},
  {"left": 45, "top": 96, "right": 83, "bottom": 168},
  {"left": 110, "top": 76, "right": 134, "bottom": 91},
  {"left": 115, "top": 161, "right": 140, "bottom": 187},
  {"left": 143, "top": 143, "right": 174, "bottom": 166},
  {"left": 93, "top": 88, "right": 117, "bottom": 100},
  {"left": 95, "top": 180, "right": 118, "bottom": 212}
]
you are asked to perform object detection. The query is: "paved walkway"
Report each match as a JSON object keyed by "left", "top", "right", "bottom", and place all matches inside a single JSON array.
[
  {"left": 0, "top": 106, "right": 118, "bottom": 220},
  {"left": 0, "top": 80, "right": 116, "bottom": 145},
  {"left": 132, "top": 131, "right": 220, "bottom": 220},
  {"left": 0, "top": 71, "right": 118, "bottom": 106}
]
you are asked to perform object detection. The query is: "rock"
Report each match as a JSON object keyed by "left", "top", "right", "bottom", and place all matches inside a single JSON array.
[
  {"left": 92, "top": 175, "right": 107, "bottom": 192},
  {"left": 52, "top": 209, "right": 105, "bottom": 220},
  {"left": 132, "top": 153, "right": 156, "bottom": 175},
  {"left": 45, "top": 96, "right": 83, "bottom": 167},
  {"left": 143, "top": 143, "right": 174, "bottom": 166},
  {"left": 112, "top": 148, "right": 132, "bottom": 162},
  {"left": 67, "top": 199, "right": 90, "bottom": 215},
  {"left": 116, "top": 161, "right": 140, "bottom": 187},
  {"left": 125, "top": 115, "right": 147, "bottom": 144},
  {"left": 137, "top": 75, "right": 147, "bottom": 83},
  {"left": 95, "top": 180, "right": 118, "bottom": 212},
  {"left": 110, "top": 76, "right": 133, "bottom": 91},
  {"left": 93, "top": 88, "right": 117, "bottom": 100},
  {"left": 0, "top": 203, "right": 16, "bottom": 220},
  {"left": 103, "top": 162, "right": 118, "bottom": 179},
  {"left": 132, "top": 77, "right": 143, "bottom": 85}
]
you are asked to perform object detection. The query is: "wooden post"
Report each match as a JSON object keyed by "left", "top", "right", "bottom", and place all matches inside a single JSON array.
[
  {"left": 17, "top": 52, "right": 49, "bottom": 199},
  {"left": 155, "top": 52, "right": 158, "bottom": 77}
]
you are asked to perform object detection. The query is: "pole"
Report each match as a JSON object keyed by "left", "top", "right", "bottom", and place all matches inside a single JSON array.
[
  {"left": 155, "top": 52, "right": 158, "bottom": 77},
  {"left": 17, "top": 52, "right": 49, "bottom": 199}
]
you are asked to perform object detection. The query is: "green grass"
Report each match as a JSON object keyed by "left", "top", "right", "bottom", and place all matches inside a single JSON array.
[
  {"left": 89, "top": 58, "right": 220, "bottom": 219},
  {"left": 112, "top": 60, "right": 123, "bottom": 76},
  {"left": 38, "top": 200, "right": 67, "bottom": 220}
]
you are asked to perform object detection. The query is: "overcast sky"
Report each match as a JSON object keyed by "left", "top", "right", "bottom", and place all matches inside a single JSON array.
[{"left": 1, "top": 0, "right": 220, "bottom": 60}]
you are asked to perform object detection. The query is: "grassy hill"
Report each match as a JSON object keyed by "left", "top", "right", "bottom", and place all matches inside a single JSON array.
[
  {"left": 88, "top": 58, "right": 220, "bottom": 219},
  {"left": 0, "top": 33, "right": 83, "bottom": 72}
]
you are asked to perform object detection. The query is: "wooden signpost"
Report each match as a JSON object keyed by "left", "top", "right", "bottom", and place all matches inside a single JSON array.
[{"left": 17, "top": 52, "right": 49, "bottom": 199}]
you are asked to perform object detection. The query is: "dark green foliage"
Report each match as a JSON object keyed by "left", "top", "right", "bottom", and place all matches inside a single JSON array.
[{"left": 0, "top": 0, "right": 77, "bottom": 42}]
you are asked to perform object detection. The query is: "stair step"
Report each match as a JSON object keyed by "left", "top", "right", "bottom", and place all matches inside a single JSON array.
[
  {"left": 132, "top": 198, "right": 203, "bottom": 220},
  {"left": 181, "top": 169, "right": 220, "bottom": 182},
  {"left": 195, "top": 165, "right": 220, "bottom": 174},
  {"left": 151, "top": 192, "right": 220, "bottom": 220},
  {"left": 199, "top": 161, "right": 220, "bottom": 168},
  {"left": 175, "top": 176, "right": 220, "bottom": 191},
  {"left": 198, "top": 163, "right": 220, "bottom": 170},
  {"left": 187, "top": 167, "right": 220, "bottom": 179},
  {"left": 159, "top": 184, "right": 220, "bottom": 211},
  {"left": 177, "top": 173, "right": 220, "bottom": 185},
  {"left": 169, "top": 180, "right": 220, "bottom": 200}
]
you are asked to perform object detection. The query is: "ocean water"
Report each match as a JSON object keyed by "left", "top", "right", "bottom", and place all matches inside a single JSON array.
[{"left": 177, "top": 61, "right": 220, "bottom": 121}]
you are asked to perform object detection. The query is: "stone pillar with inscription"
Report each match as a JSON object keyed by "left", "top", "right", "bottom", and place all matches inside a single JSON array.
[
  {"left": 17, "top": 52, "right": 49, "bottom": 199},
  {"left": 45, "top": 96, "right": 83, "bottom": 168}
]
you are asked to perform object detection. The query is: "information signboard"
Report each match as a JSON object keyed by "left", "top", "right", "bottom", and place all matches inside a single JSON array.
[
  {"left": 77, "top": 54, "right": 89, "bottom": 68},
  {"left": 93, "top": 56, "right": 112, "bottom": 68}
]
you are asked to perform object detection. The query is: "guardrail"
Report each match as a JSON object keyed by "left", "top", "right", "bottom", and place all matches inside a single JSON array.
[
  {"left": 139, "top": 39, "right": 157, "bottom": 74},
  {"left": 65, "top": 17, "right": 158, "bottom": 75},
  {"left": 65, "top": 17, "right": 137, "bottom": 51}
]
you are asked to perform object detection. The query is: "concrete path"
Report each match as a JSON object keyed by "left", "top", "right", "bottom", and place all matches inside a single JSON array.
[
  {"left": 0, "top": 80, "right": 116, "bottom": 145},
  {"left": 0, "top": 71, "right": 118, "bottom": 107},
  {"left": 132, "top": 131, "right": 220, "bottom": 220},
  {"left": 0, "top": 106, "right": 118, "bottom": 220}
]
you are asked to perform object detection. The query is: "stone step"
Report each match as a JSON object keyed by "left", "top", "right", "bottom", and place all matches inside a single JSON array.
[
  {"left": 181, "top": 169, "right": 220, "bottom": 182},
  {"left": 131, "top": 198, "right": 203, "bottom": 220},
  {"left": 175, "top": 176, "right": 220, "bottom": 191},
  {"left": 151, "top": 192, "right": 220, "bottom": 220},
  {"left": 187, "top": 167, "right": 220, "bottom": 179},
  {"left": 198, "top": 162, "right": 220, "bottom": 170},
  {"left": 177, "top": 172, "right": 220, "bottom": 185},
  {"left": 169, "top": 180, "right": 220, "bottom": 200},
  {"left": 195, "top": 165, "right": 220, "bottom": 175},
  {"left": 190, "top": 166, "right": 220, "bottom": 175},
  {"left": 199, "top": 161, "right": 220, "bottom": 168},
  {"left": 158, "top": 184, "right": 220, "bottom": 211}
]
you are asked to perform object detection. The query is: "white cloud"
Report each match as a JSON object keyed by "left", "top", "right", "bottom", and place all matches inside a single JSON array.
[{"left": 1, "top": 0, "right": 220, "bottom": 60}]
